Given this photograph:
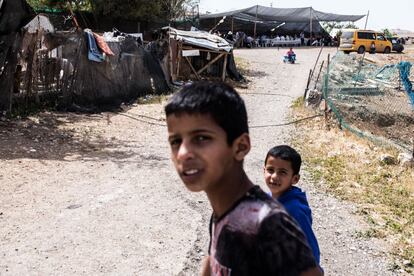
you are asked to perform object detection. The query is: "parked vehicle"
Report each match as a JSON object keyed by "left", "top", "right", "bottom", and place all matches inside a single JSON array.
[
  {"left": 389, "top": 37, "right": 404, "bottom": 53},
  {"left": 339, "top": 29, "right": 392, "bottom": 54}
]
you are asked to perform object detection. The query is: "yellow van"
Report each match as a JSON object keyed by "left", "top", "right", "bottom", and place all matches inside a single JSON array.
[{"left": 340, "top": 29, "right": 392, "bottom": 54}]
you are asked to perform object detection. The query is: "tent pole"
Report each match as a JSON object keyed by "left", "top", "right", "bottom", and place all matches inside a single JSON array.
[
  {"left": 309, "top": 7, "right": 312, "bottom": 41},
  {"left": 364, "top": 10, "right": 369, "bottom": 29},
  {"left": 254, "top": 5, "right": 258, "bottom": 38},
  {"left": 222, "top": 53, "right": 228, "bottom": 81}
]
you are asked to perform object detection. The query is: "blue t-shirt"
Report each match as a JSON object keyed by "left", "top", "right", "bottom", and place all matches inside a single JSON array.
[{"left": 271, "top": 186, "right": 321, "bottom": 265}]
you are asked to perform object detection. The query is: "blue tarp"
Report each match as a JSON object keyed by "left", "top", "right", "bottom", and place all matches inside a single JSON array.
[{"left": 398, "top": 61, "right": 414, "bottom": 107}]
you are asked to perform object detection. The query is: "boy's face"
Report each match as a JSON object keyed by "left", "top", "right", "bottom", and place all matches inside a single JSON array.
[
  {"left": 167, "top": 113, "right": 249, "bottom": 193},
  {"left": 264, "top": 156, "right": 300, "bottom": 198}
]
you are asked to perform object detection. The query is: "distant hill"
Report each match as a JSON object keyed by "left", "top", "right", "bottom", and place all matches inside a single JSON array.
[{"left": 390, "top": 29, "right": 414, "bottom": 38}]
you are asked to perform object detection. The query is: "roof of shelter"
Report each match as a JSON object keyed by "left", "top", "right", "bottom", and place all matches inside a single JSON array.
[
  {"left": 23, "top": 14, "right": 55, "bottom": 33},
  {"left": 167, "top": 27, "right": 233, "bottom": 52},
  {"left": 201, "top": 5, "right": 365, "bottom": 23}
]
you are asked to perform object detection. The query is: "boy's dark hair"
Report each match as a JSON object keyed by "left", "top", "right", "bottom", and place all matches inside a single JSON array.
[
  {"left": 265, "top": 145, "right": 302, "bottom": 175},
  {"left": 164, "top": 81, "right": 248, "bottom": 145}
]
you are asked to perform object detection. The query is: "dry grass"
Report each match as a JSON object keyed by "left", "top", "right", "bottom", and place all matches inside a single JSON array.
[
  {"left": 234, "top": 57, "right": 251, "bottom": 76},
  {"left": 136, "top": 95, "right": 169, "bottom": 105},
  {"left": 291, "top": 100, "right": 414, "bottom": 272}
]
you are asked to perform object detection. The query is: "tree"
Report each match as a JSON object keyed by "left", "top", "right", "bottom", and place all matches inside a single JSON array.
[
  {"left": 382, "top": 28, "right": 393, "bottom": 39},
  {"left": 27, "top": 0, "right": 90, "bottom": 11},
  {"left": 89, "top": 0, "right": 163, "bottom": 21},
  {"left": 26, "top": 0, "right": 44, "bottom": 9},
  {"left": 27, "top": 0, "right": 198, "bottom": 22},
  {"left": 160, "top": 0, "right": 199, "bottom": 22},
  {"left": 343, "top": 22, "right": 358, "bottom": 29},
  {"left": 322, "top": 22, "right": 343, "bottom": 34}
]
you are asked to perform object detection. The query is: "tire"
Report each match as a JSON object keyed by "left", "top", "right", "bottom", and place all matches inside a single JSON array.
[
  {"left": 384, "top": 47, "right": 391, "bottom": 54},
  {"left": 357, "top": 46, "right": 365, "bottom": 54}
]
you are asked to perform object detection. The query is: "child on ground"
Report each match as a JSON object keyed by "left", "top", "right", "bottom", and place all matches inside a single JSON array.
[
  {"left": 165, "top": 81, "right": 322, "bottom": 276},
  {"left": 285, "top": 47, "right": 296, "bottom": 63},
  {"left": 287, "top": 47, "right": 295, "bottom": 57},
  {"left": 264, "top": 145, "right": 321, "bottom": 266}
]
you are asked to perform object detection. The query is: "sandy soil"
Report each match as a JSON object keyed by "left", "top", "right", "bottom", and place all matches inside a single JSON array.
[{"left": 0, "top": 47, "right": 397, "bottom": 275}]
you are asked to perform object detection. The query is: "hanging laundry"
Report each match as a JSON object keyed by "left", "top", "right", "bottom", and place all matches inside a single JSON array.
[
  {"left": 93, "top": 32, "right": 115, "bottom": 56},
  {"left": 84, "top": 29, "right": 105, "bottom": 62}
]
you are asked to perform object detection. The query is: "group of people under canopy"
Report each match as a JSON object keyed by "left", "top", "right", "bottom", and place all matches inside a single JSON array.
[
  {"left": 213, "top": 30, "right": 340, "bottom": 49},
  {"left": 201, "top": 5, "right": 364, "bottom": 48}
]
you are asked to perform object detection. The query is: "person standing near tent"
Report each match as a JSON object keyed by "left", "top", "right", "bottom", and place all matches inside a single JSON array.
[
  {"left": 300, "top": 32, "right": 305, "bottom": 46},
  {"left": 369, "top": 42, "right": 376, "bottom": 54},
  {"left": 226, "top": 31, "right": 234, "bottom": 42}
]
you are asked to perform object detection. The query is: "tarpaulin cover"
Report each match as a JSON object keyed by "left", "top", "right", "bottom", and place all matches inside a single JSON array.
[
  {"left": 0, "top": 0, "right": 35, "bottom": 111},
  {"left": 201, "top": 5, "right": 365, "bottom": 23},
  {"left": 167, "top": 27, "right": 232, "bottom": 52}
]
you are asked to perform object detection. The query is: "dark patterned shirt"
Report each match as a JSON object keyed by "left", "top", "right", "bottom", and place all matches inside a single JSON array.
[{"left": 209, "top": 186, "right": 316, "bottom": 276}]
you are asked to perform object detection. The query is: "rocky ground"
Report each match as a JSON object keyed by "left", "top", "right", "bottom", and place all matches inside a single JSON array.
[{"left": 0, "top": 47, "right": 399, "bottom": 275}]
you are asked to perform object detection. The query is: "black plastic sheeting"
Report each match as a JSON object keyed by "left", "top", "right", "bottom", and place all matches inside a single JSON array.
[
  {"left": 0, "top": 0, "right": 35, "bottom": 111},
  {"left": 69, "top": 34, "right": 170, "bottom": 108},
  {"left": 200, "top": 5, "right": 365, "bottom": 36},
  {"left": 46, "top": 32, "right": 169, "bottom": 110},
  {"left": 1, "top": 29, "right": 170, "bottom": 113},
  {"left": 200, "top": 5, "right": 365, "bottom": 23},
  {"left": 0, "top": 0, "right": 170, "bottom": 113},
  {"left": 0, "top": 0, "right": 34, "bottom": 34}
]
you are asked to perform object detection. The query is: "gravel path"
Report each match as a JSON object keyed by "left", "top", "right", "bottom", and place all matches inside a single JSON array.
[{"left": 0, "top": 48, "right": 395, "bottom": 275}]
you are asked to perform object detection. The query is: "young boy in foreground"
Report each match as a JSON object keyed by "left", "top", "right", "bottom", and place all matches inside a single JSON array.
[
  {"left": 264, "top": 145, "right": 321, "bottom": 266},
  {"left": 165, "top": 81, "right": 321, "bottom": 276}
]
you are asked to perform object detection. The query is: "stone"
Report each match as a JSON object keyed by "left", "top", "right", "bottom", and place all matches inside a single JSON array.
[
  {"left": 379, "top": 154, "right": 396, "bottom": 165},
  {"left": 398, "top": 153, "right": 414, "bottom": 168}
]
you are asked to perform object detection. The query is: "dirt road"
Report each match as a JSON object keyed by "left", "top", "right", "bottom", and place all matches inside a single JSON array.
[{"left": 0, "top": 48, "right": 394, "bottom": 275}]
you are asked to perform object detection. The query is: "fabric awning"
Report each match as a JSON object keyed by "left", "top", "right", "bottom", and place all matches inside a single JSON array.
[{"left": 201, "top": 5, "right": 365, "bottom": 23}]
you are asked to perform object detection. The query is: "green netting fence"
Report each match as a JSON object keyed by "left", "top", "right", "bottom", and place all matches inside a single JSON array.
[{"left": 322, "top": 52, "right": 414, "bottom": 152}]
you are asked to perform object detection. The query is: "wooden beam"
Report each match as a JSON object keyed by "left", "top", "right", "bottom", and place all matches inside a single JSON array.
[
  {"left": 184, "top": 57, "right": 201, "bottom": 79},
  {"left": 181, "top": 47, "right": 223, "bottom": 54},
  {"left": 303, "top": 69, "right": 312, "bottom": 99},
  {"left": 168, "top": 32, "right": 174, "bottom": 82},
  {"left": 176, "top": 43, "right": 182, "bottom": 79},
  {"left": 222, "top": 53, "right": 228, "bottom": 81},
  {"left": 67, "top": 2, "right": 80, "bottom": 29},
  {"left": 197, "top": 53, "right": 225, "bottom": 75}
]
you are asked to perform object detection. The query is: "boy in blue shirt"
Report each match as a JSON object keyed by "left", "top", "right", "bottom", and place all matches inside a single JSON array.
[
  {"left": 264, "top": 145, "right": 321, "bottom": 266},
  {"left": 165, "top": 82, "right": 322, "bottom": 276}
]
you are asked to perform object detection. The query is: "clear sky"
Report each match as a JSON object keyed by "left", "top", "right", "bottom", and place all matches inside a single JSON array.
[{"left": 199, "top": 0, "right": 413, "bottom": 31}]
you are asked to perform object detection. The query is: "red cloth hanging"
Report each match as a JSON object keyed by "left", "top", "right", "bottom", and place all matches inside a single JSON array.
[{"left": 93, "top": 32, "right": 115, "bottom": 56}]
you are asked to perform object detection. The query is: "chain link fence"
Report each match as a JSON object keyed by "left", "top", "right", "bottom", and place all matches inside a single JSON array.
[{"left": 321, "top": 51, "right": 414, "bottom": 152}]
